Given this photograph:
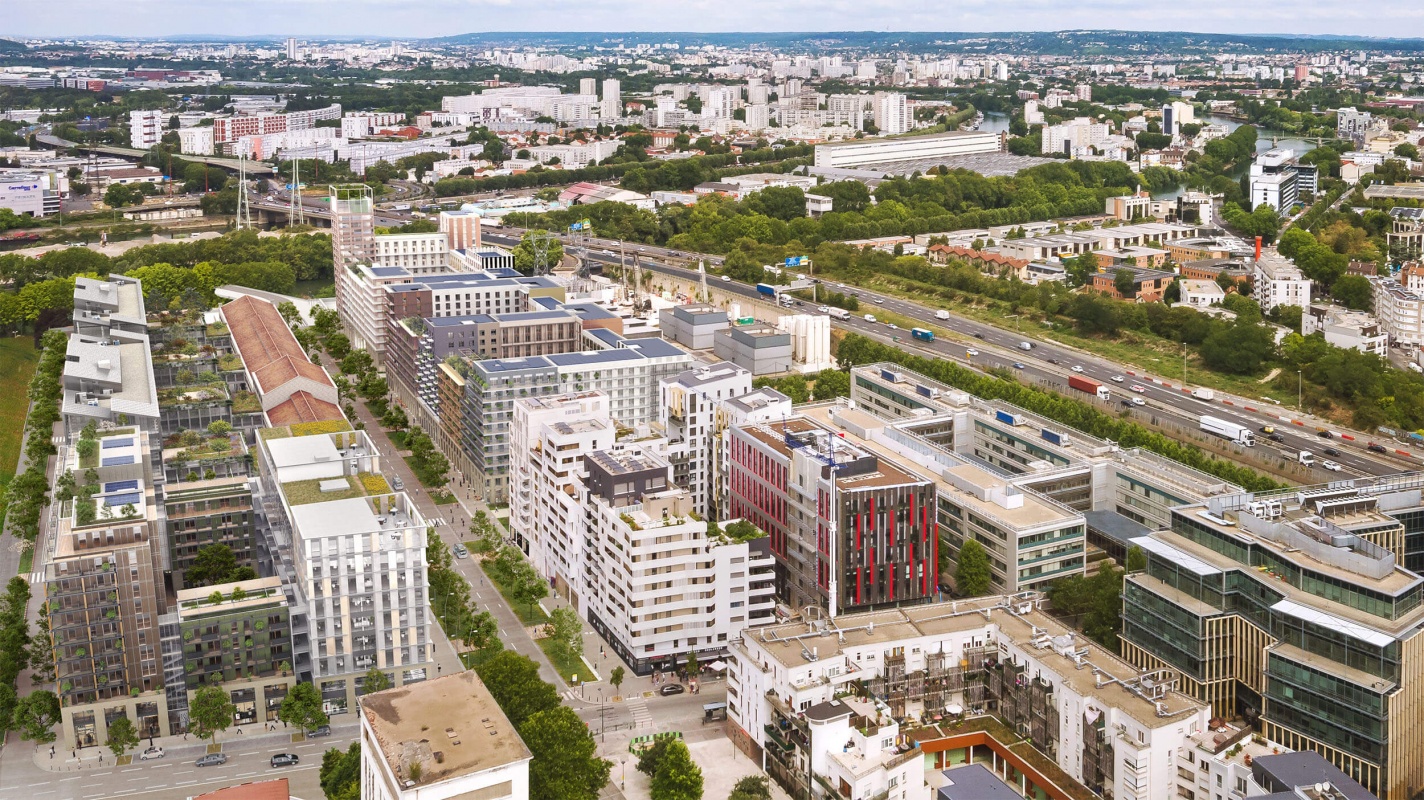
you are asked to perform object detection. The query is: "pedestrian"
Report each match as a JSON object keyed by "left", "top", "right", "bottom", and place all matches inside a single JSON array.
[
  {"left": 49, "top": 747, "right": 54, "bottom": 760},
  {"left": 72, "top": 749, "right": 76, "bottom": 759}
]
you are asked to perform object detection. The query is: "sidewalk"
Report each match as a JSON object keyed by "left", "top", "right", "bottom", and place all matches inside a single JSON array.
[{"left": 26, "top": 716, "right": 360, "bottom": 773}]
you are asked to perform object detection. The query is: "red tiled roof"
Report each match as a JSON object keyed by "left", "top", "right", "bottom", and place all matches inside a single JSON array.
[
  {"left": 222, "top": 295, "right": 334, "bottom": 397},
  {"left": 928, "top": 245, "right": 1030, "bottom": 270},
  {"left": 193, "top": 778, "right": 289, "bottom": 800},
  {"left": 266, "top": 390, "right": 343, "bottom": 426}
]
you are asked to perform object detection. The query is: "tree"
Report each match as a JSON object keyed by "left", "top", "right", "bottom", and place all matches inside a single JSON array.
[
  {"left": 12, "top": 690, "right": 60, "bottom": 743},
  {"left": 186, "top": 543, "right": 254, "bottom": 587},
  {"left": 278, "top": 681, "right": 329, "bottom": 732},
  {"left": 546, "top": 607, "right": 583, "bottom": 665},
  {"left": 811, "top": 368, "right": 850, "bottom": 400},
  {"left": 1201, "top": 321, "right": 1275, "bottom": 374},
  {"left": 520, "top": 706, "right": 611, "bottom": 800},
  {"left": 1113, "top": 268, "right": 1136, "bottom": 299},
  {"left": 1127, "top": 545, "right": 1147, "bottom": 573},
  {"left": 276, "top": 301, "right": 301, "bottom": 327},
  {"left": 610, "top": 666, "right": 625, "bottom": 694},
  {"left": 362, "top": 668, "right": 391, "bottom": 695},
  {"left": 511, "top": 230, "right": 564, "bottom": 275},
  {"left": 637, "top": 736, "right": 673, "bottom": 776},
  {"left": 1395, "top": 142, "right": 1419, "bottom": 161},
  {"left": 103, "top": 184, "right": 141, "bottom": 209},
  {"left": 463, "top": 611, "right": 502, "bottom": 653},
  {"left": 189, "top": 685, "right": 235, "bottom": 742},
  {"left": 955, "top": 539, "right": 993, "bottom": 597},
  {"left": 508, "top": 558, "right": 549, "bottom": 615},
  {"left": 476, "top": 651, "right": 559, "bottom": 728},
  {"left": 650, "top": 739, "right": 703, "bottom": 800},
  {"left": 1331, "top": 274, "right": 1373, "bottom": 311},
  {"left": 319, "top": 742, "right": 362, "bottom": 800},
  {"left": 105, "top": 716, "right": 140, "bottom": 759},
  {"left": 729, "top": 775, "right": 774, "bottom": 800},
  {"left": 1066, "top": 251, "right": 1099, "bottom": 288}
]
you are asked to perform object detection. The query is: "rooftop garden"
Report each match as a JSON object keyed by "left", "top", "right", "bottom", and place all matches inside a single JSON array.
[
  {"left": 216, "top": 354, "right": 243, "bottom": 372},
  {"left": 179, "top": 583, "right": 280, "bottom": 613},
  {"left": 711, "top": 519, "right": 764, "bottom": 545},
  {"left": 157, "top": 384, "right": 228, "bottom": 407},
  {"left": 231, "top": 390, "right": 260, "bottom": 414},
  {"left": 291, "top": 419, "right": 352, "bottom": 437},
  {"left": 205, "top": 321, "right": 229, "bottom": 337},
  {"left": 163, "top": 424, "right": 242, "bottom": 464},
  {"left": 282, "top": 475, "right": 364, "bottom": 506}
]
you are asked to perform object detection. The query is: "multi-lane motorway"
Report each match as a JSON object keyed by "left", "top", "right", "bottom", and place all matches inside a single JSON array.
[{"left": 484, "top": 228, "right": 1418, "bottom": 480}]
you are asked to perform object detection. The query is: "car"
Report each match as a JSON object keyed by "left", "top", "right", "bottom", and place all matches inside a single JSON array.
[
  {"left": 271, "top": 754, "right": 300, "bottom": 768},
  {"left": 453, "top": 544, "right": 469, "bottom": 559},
  {"left": 1070, "top": 365, "right": 1085, "bottom": 373},
  {"left": 973, "top": 332, "right": 985, "bottom": 340},
  {"left": 1046, "top": 358, "right": 1060, "bottom": 365},
  {"left": 391, "top": 476, "right": 404, "bottom": 491},
  {"left": 966, "top": 348, "right": 979, "bottom": 356},
  {"left": 1131, "top": 397, "right": 1146, "bottom": 406},
  {"left": 1260, "top": 425, "right": 1276, "bottom": 434},
  {"left": 1120, "top": 399, "right": 1135, "bottom": 408},
  {"left": 1323, "top": 448, "right": 1341, "bottom": 457},
  {"left": 1110, "top": 375, "right": 1125, "bottom": 383},
  {"left": 1268, "top": 433, "right": 1285, "bottom": 442},
  {"left": 720, "top": 275, "right": 731, "bottom": 282},
  {"left": 817, "top": 306, "right": 830, "bottom": 313},
  {"left": 1130, "top": 384, "right": 1147, "bottom": 394},
  {"left": 874, "top": 297, "right": 885, "bottom": 305},
  {"left": 196, "top": 754, "right": 229, "bottom": 767},
  {"left": 659, "top": 684, "right": 686, "bottom": 696},
  {"left": 1317, "top": 430, "right": 1334, "bottom": 438},
  {"left": 1368, "top": 442, "right": 1389, "bottom": 453},
  {"left": 139, "top": 747, "right": 165, "bottom": 761},
  {"left": 886, "top": 323, "right": 898, "bottom": 330},
  {"left": 1012, "top": 362, "right": 1026, "bottom": 370},
  {"left": 309, "top": 725, "right": 332, "bottom": 738},
  {"left": 1322, "top": 460, "right": 1343, "bottom": 472}
]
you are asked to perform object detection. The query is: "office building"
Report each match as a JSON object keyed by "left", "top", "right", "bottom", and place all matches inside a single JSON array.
[
  {"left": 1160, "top": 101, "right": 1194, "bottom": 136},
  {"left": 729, "top": 596, "right": 1209, "bottom": 800},
  {"left": 1253, "top": 252, "right": 1313, "bottom": 313},
  {"left": 459, "top": 334, "right": 693, "bottom": 503},
  {"left": 601, "top": 78, "right": 622, "bottom": 118},
  {"left": 659, "top": 363, "right": 754, "bottom": 520},
  {"left": 1250, "top": 148, "right": 1310, "bottom": 212},
  {"left": 726, "top": 410, "right": 939, "bottom": 615},
  {"left": 813, "top": 131, "right": 999, "bottom": 170},
  {"left": 174, "top": 576, "right": 295, "bottom": 726},
  {"left": 256, "top": 425, "right": 432, "bottom": 714},
  {"left": 659, "top": 303, "right": 730, "bottom": 350},
  {"left": 358, "top": 671, "right": 531, "bottom": 800},
  {"left": 129, "top": 109, "right": 165, "bottom": 149},
  {"left": 0, "top": 169, "right": 63, "bottom": 217},
  {"left": 1120, "top": 483, "right": 1424, "bottom": 798}
]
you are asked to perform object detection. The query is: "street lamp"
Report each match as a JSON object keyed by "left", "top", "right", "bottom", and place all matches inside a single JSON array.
[
  {"left": 1298, "top": 370, "right": 1304, "bottom": 413},
  {"left": 597, "top": 687, "right": 606, "bottom": 743}
]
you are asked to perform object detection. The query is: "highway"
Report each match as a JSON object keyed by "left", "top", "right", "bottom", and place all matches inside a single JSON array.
[{"left": 484, "top": 228, "right": 1418, "bottom": 481}]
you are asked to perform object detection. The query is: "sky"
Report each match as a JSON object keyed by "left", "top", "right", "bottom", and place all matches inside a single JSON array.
[{"left": 6, "top": 0, "right": 1424, "bottom": 39}]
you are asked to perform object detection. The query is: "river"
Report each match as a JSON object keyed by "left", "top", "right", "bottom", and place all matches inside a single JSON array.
[{"left": 1149, "top": 114, "right": 1320, "bottom": 200}]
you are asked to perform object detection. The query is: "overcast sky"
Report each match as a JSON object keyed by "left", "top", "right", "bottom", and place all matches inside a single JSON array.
[{"left": 6, "top": 0, "right": 1424, "bottom": 39}]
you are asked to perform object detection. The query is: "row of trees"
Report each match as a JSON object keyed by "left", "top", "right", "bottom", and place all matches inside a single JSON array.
[
  {"left": 6, "top": 330, "right": 69, "bottom": 549},
  {"left": 426, "top": 535, "right": 501, "bottom": 660},
  {"left": 751, "top": 368, "right": 850, "bottom": 404}
]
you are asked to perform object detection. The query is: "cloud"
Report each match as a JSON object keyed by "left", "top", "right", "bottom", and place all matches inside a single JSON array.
[{"left": 5, "top": 0, "right": 1423, "bottom": 38}]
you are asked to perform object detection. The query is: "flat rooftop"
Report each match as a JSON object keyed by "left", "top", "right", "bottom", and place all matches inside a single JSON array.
[{"left": 360, "top": 670, "right": 531, "bottom": 787}]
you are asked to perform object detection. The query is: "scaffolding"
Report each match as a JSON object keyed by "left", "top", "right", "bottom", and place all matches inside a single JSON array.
[{"left": 329, "top": 184, "right": 375, "bottom": 267}]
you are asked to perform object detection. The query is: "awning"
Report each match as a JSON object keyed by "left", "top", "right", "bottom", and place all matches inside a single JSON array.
[
  {"left": 946, "top": 703, "right": 963, "bottom": 715},
  {"left": 708, "top": 660, "right": 728, "bottom": 672}
]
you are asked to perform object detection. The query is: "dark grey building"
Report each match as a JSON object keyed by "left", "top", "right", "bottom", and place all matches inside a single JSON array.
[{"left": 659, "top": 303, "right": 729, "bottom": 350}]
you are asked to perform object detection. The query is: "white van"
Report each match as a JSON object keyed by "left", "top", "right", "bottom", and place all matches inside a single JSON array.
[
  {"left": 864, "top": 314, "right": 877, "bottom": 323},
  {"left": 935, "top": 310, "right": 950, "bottom": 320}
]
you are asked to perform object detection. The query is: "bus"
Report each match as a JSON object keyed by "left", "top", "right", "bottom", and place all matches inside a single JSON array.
[{"left": 911, "top": 328, "right": 934, "bottom": 342}]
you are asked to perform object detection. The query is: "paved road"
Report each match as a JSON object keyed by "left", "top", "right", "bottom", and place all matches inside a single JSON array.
[{"left": 484, "top": 229, "right": 1414, "bottom": 480}]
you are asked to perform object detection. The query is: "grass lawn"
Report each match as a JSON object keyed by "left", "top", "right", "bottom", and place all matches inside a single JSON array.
[
  {"left": 292, "top": 278, "right": 335, "bottom": 299},
  {"left": 0, "top": 338, "right": 39, "bottom": 478},
  {"left": 401, "top": 455, "right": 449, "bottom": 489},
  {"left": 388, "top": 431, "right": 408, "bottom": 450},
  {"left": 18, "top": 547, "right": 31, "bottom": 575},
  {"left": 429, "top": 490, "right": 456, "bottom": 505},
  {"left": 538, "top": 638, "right": 586, "bottom": 684},
  {"left": 480, "top": 562, "right": 549, "bottom": 628}
]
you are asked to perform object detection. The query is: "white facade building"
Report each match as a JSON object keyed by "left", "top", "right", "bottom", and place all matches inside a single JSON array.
[
  {"left": 660, "top": 364, "right": 753, "bottom": 520},
  {"left": 128, "top": 109, "right": 165, "bottom": 149},
  {"left": 1252, "top": 253, "right": 1312, "bottom": 313},
  {"left": 1179, "top": 279, "right": 1226, "bottom": 309},
  {"left": 1372, "top": 276, "right": 1424, "bottom": 347},
  {"left": 373, "top": 232, "right": 449, "bottom": 271},
  {"left": 176, "top": 126, "right": 214, "bottom": 156},
  {"left": 601, "top": 79, "right": 622, "bottom": 118},
  {"left": 813, "top": 131, "right": 999, "bottom": 169},
  {"left": 872, "top": 92, "right": 911, "bottom": 135},
  {"left": 1042, "top": 117, "right": 1112, "bottom": 155},
  {"left": 527, "top": 139, "right": 623, "bottom": 168},
  {"left": 1303, "top": 305, "right": 1388, "bottom": 356}
]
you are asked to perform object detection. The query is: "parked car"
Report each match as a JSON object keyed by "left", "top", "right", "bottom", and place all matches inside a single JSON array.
[
  {"left": 1323, "top": 448, "right": 1341, "bottom": 457},
  {"left": 1368, "top": 442, "right": 1389, "bottom": 453},
  {"left": 139, "top": 747, "right": 165, "bottom": 761},
  {"left": 271, "top": 754, "right": 300, "bottom": 768},
  {"left": 1322, "top": 460, "right": 1343, "bottom": 472},
  {"left": 453, "top": 544, "right": 469, "bottom": 559},
  {"left": 196, "top": 754, "right": 228, "bottom": 767},
  {"left": 309, "top": 725, "right": 332, "bottom": 738},
  {"left": 1110, "top": 375, "right": 1125, "bottom": 383},
  {"left": 659, "top": 684, "right": 686, "bottom": 697}
]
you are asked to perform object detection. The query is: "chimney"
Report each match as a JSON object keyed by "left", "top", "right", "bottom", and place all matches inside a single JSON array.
[{"left": 1255, "top": 236, "right": 1262, "bottom": 261}]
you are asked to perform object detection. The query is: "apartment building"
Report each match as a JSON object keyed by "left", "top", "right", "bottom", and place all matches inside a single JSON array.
[
  {"left": 128, "top": 109, "right": 164, "bottom": 149},
  {"left": 660, "top": 364, "right": 753, "bottom": 520},
  {"left": 1120, "top": 484, "right": 1424, "bottom": 799},
  {"left": 729, "top": 597, "right": 1209, "bottom": 800},
  {"left": 459, "top": 334, "right": 693, "bottom": 503},
  {"left": 256, "top": 425, "right": 432, "bottom": 714},
  {"left": 174, "top": 576, "right": 295, "bottom": 726},
  {"left": 872, "top": 92, "right": 911, "bottom": 135},
  {"left": 358, "top": 671, "right": 531, "bottom": 800},
  {"left": 1371, "top": 275, "right": 1424, "bottom": 347},
  {"left": 1253, "top": 252, "right": 1313, "bottom": 313},
  {"left": 163, "top": 476, "right": 257, "bottom": 591},
  {"left": 601, "top": 78, "right": 622, "bottom": 118},
  {"left": 580, "top": 446, "right": 777, "bottom": 674},
  {"left": 1387, "top": 207, "right": 1424, "bottom": 262},
  {"left": 726, "top": 410, "right": 939, "bottom": 615},
  {"left": 210, "top": 104, "right": 341, "bottom": 146},
  {"left": 1042, "top": 117, "right": 1111, "bottom": 155},
  {"left": 372, "top": 232, "right": 448, "bottom": 272},
  {"left": 61, "top": 332, "right": 160, "bottom": 436},
  {"left": 1250, "top": 148, "right": 1318, "bottom": 212},
  {"left": 331, "top": 184, "right": 376, "bottom": 272},
  {"left": 73, "top": 275, "right": 148, "bottom": 340},
  {"left": 1302, "top": 305, "right": 1388, "bottom": 356}
]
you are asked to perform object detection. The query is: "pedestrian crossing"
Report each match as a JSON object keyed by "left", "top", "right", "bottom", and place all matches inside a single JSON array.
[
  {"left": 428, "top": 517, "right": 446, "bottom": 527},
  {"left": 28, "top": 572, "right": 42, "bottom": 584},
  {"left": 627, "top": 695, "right": 653, "bottom": 729}
]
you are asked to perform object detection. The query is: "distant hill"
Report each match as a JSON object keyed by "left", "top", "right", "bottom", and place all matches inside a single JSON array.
[{"left": 0, "top": 38, "right": 28, "bottom": 54}]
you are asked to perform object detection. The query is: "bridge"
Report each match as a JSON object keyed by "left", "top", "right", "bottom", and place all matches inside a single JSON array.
[{"left": 34, "top": 133, "right": 276, "bottom": 175}]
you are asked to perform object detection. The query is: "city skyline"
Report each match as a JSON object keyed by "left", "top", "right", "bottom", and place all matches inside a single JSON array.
[{"left": 6, "top": 1, "right": 1424, "bottom": 39}]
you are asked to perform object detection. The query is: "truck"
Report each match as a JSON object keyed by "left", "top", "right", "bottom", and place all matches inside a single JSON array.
[
  {"left": 1298, "top": 450, "right": 1315, "bottom": 466},
  {"left": 828, "top": 308, "right": 851, "bottom": 320},
  {"left": 1200, "top": 415, "right": 1256, "bottom": 447},
  {"left": 935, "top": 309, "right": 951, "bottom": 320},
  {"left": 1191, "top": 388, "right": 1216, "bottom": 402},
  {"left": 391, "top": 203, "right": 412, "bottom": 211},
  {"left": 911, "top": 328, "right": 934, "bottom": 342},
  {"left": 1068, "top": 375, "right": 1111, "bottom": 400},
  {"left": 756, "top": 283, "right": 778, "bottom": 298}
]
